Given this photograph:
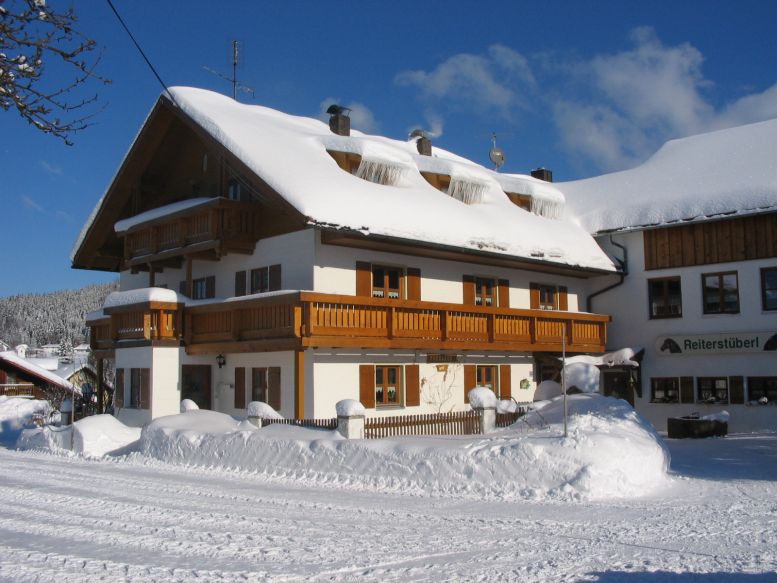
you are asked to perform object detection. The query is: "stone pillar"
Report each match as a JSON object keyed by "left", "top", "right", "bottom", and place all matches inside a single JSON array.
[
  {"left": 474, "top": 406, "right": 496, "bottom": 434},
  {"left": 247, "top": 415, "right": 263, "bottom": 428},
  {"left": 337, "top": 414, "right": 365, "bottom": 439}
]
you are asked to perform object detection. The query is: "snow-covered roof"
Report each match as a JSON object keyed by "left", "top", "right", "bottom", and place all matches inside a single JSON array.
[
  {"left": 97, "top": 87, "right": 612, "bottom": 273},
  {"left": 0, "top": 351, "right": 79, "bottom": 394},
  {"left": 114, "top": 197, "right": 214, "bottom": 233},
  {"left": 103, "top": 288, "right": 182, "bottom": 310},
  {"left": 560, "top": 118, "right": 777, "bottom": 234}
]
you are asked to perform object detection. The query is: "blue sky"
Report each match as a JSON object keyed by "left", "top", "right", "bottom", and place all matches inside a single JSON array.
[{"left": 3, "top": 0, "right": 777, "bottom": 297}]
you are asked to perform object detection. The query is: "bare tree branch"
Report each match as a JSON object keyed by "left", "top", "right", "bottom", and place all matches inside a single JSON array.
[{"left": 0, "top": 0, "right": 109, "bottom": 145}]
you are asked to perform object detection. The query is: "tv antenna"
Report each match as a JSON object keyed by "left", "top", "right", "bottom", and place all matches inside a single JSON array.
[
  {"left": 489, "top": 132, "right": 506, "bottom": 171},
  {"left": 204, "top": 40, "right": 255, "bottom": 101}
]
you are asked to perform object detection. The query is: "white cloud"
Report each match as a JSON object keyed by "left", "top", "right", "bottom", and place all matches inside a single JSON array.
[
  {"left": 318, "top": 98, "right": 378, "bottom": 134},
  {"left": 21, "top": 196, "right": 44, "bottom": 213},
  {"left": 552, "top": 27, "right": 777, "bottom": 172},
  {"left": 38, "top": 160, "right": 63, "bottom": 176},
  {"left": 395, "top": 44, "right": 534, "bottom": 118},
  {"left": 55, "top": 210, "right": 75, "bottom": 224}
]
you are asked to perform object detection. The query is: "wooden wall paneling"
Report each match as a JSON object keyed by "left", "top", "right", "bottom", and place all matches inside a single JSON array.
[
  {"left": 681, "top": 226, "right": 696, "bottom": 265},
  {"left": 731, "top": 219, "right": 746, "bottom": 261},
  {"left": 717, "top": 220, "right": 732, "bottom": 263},
  {"left": 669, "top": 228, "right": 684, "bottom": 267},
  {"left": 656, "top": 229, "right": 670, "bottom": 269}
]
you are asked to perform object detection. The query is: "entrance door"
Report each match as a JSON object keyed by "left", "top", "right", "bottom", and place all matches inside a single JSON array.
[
  {"left": 601, "top": 370, "right": 635, "bottom": 407},
  {"left": 181, "top": 365, "right": 212, "bottom": 409}
]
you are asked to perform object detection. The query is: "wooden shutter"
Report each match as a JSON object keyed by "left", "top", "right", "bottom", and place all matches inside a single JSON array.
[
  {"left": 405, "top": 364, "right": 420, "bottom": 406},
  {"left": 269, "top": 264, "right": 282, "bottom": 291},
  {"left": 464, "top": 364, "right": 476, "bottom": 404},
  {"left": 529, "top": 283, "right": 540, "bottom": 309},
  {"left": 235, "top": 271, "right": 246, "bottom": 296},
  {"left": 140, "top": 368, "right": 151, "bottom": 410},
  {"left": 234, "top": 367, "right": 246, "bottom": 409},
  {"left": 356, "top": 262, "right": 372, "bottom": 296},
  {"left": 114, "top": 368, "right": 124, "bottom": 408},
  {"left": 406, "top": 268, "right": 421, "bottom": 301},
  {"left": 205, "top": 276, "right": 216, "bottom": 299},
  {"left": 558, "top": 286, "right": 569, "bottom": 311},
  {"left": 729, "top": 376, "right": 744, "bottom": 404},
  {"left": 499, "top": 365, "right": 512, "bottom": 400},
  {"left": 497, "top": 279, "right": 510, "bottom": 308},
  {"left": 268, "top": 367, "right": 281, "bottom": 412},
  {"left": 179, "top": 280, "right": 187, "bottom": 295},
  {"left": 359, "top": 364, "right": 376, "bottom": 408},
  {"left": 680, "top": 376, "right": 695, "bottom": 404},
  {"left": 462, "top": 275, "right": 476, "bottom": 305}
]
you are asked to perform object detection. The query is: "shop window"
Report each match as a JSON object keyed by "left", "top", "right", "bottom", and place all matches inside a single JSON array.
[
  {"left": 747, "top": 377, "right": 777, "bottom": 403},
  {"left": 650, "top": 378, "right": 680, "bottom": 403},
  {"left": 648, "top": 277, "right": 682, "bottom": 318},
  {"left": 702, "top": 272, "right": 739, "bottom": 314},
  {"left": 375, "top": 365, "right": 402, "bottom": 406},
  {"left": 761, "top": 267, "right": 777, "bottom": 311},
  {"left": 697, "top": 377, "right": 728, "bottom": 404}
]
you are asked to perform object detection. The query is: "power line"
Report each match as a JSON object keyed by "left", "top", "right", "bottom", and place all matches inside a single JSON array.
[{"left": 104, "top": 0, "right": 178, "bottom": 106}]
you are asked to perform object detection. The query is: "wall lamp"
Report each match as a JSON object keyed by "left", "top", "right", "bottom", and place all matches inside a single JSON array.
[{"left": 216, "top": 354, "right": 226, "bottom": 369}]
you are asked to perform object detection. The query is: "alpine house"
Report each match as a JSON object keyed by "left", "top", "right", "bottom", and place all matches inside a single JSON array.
[{"left": 73, "top": 87, "right": 615, "bottom": 426}]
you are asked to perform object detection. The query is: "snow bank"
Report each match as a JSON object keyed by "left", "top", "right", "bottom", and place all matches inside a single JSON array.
[
  {"left": 246, "top": 401, "right": 283, "bottom": 419},
  {"left": 535, "top": 380, "right": 563, "bottom": 401},
  {"left": 0, "top": 396, "right": 52, "bottom": 446},
  {"left": 17, "top": 414, "right": 141, "bottom": 457},
  {"left": 139, "top": 394, "right": 670, "bottom": 501},
  {"left": 564, "top": 362, "right": 600, "bottom": 393}
]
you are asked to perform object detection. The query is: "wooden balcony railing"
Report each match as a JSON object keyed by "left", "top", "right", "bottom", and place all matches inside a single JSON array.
[
  {"left": 89, "top": 292, "right": 610, "bottom": 354},
  {"left": 121, "top": 198, "right": 259, "bottom": 262},
  {"left": 90, "top": 302, "right": 183, "bottom": 350}
]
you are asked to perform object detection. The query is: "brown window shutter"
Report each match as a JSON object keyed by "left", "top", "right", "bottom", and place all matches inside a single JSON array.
[
  {"left": 530, "top": 283, "right": 540, "bottom": 309},
  {"left": 359, "top": 364, "right": 376, "bottom": 408},
  {"left": 464, "top": 364, "right": 476, "bottom": 404},
  {"left": 269, "top": 264, "right": 282, "bottom": 291},
  {"left": 558, "top": 286, "right": 569, "bottom": 311},
  {"left": 729, "top": 376, "right": 744, "bottom": 404},
  {"left": 235, "top": 271, "right": 246, "bottom": 297},
  {"left": 680, "top": 377, "right": 695, "bottom": 404},
  {"left": 405, "top": 364, "right": 421, "bottom": 406},
  {"left": 462, "top": 275, "right": 476, "bottom": 305},
  {"left": 114, "top": 369, "right": 124, "bottom": 408},
  {"left": 499, "top": 365, "right": 512, "bottom": 400},
  {"left": 268, "top": 367, "right": 281, "bottom": 411},
  {"left": 406, "top": 268, "right": 421, "bottom": 301},
  {"left": 205, "top": 276, "right": 216, "bottom": 299},
  {"left": 140, "top": 368, "right": 151, "bottom": 410},
  {"left": 356, "top": 262, "right": 372, "bottom": 296},
  {"left": 234, "top": 367, "right": 246, "bottom": 409},
  {"left": 179, "top": 280, "right": 187, "bottom": 295},
  {"left": 497, "top": 279, "right": 510, "bottom": 308}
]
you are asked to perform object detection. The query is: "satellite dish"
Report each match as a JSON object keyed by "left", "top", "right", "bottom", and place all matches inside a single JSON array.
[{"left": 489, "top": 132, "right": 506, "bottom": 171}]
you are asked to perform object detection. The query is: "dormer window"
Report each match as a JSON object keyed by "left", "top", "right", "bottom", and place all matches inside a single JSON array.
[
  {"left": 506, "top": 192, "right": 532, "bottom": 211},
  {"left": 421, "top": 172, "right": 485, "bottom": 205},
  {"left": 355, "top": 159, "right": 404, "bottom": 186},
  {"left": 421, "top": 172, "right": 451, "bottom": 192},
  {"left": 328, "top": 151, "right": 362, "bottom": 174}
]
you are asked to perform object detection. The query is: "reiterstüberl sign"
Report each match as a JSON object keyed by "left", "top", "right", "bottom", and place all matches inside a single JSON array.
[{"left": 656, "top": 332, "right": 777, "bottom": 355}]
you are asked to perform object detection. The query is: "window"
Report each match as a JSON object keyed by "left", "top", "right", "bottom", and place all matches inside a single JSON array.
[
  {"left": 475, "top": 277, "right": 496, "bottom": 306},
  {"left": 697, "top": 377, "right": 728, "bottom": 404},
  {"left": 761, "top": 267, "right": 777, "bottom": 311},
  {"left": 251, "top": 367, "right": 281, "bottom": 411},
  {"left": 372, "top": 265, "right": 402, "bottom": 299},
  {"left": 129, "top": 368, "right": 149, "bottom": 409},
  {"left": 191, "top": 276, "right": 215, "bottom": 300},
  {"left": 250, "top": 264, "right": 281, "bottom": 294},
  {"left": 747, "top": 377, "right": 777, "bottom": 403},
  {"left": 375, "top": 365, "right": 402, "bottom": 406},
  {"left": 530, "top": 283, "right": 567, "bottom": 311},
  {"left": 538, "top": 284, "right": 557, "bottom": 310},
  {"left": 476, "top": 365, "right": 499, "bottom": 396},
  {"left": 702, "top": 272, "right": 739, "bottom": 314},
  {"left": 650, "top": 378, "right": 680, "bottom": 403},
  {"left": 648, "top": 277, "right": 682, "bottom": 318}
]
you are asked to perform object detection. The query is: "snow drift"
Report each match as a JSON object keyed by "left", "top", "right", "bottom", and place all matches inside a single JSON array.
[
  {"left": 0, "top": 396, "right": 52, "bottom": 446},
  {"left": 140, "top": 394, "right": 670, "bottom": 501},
  {"left": 17, "top": 414, "right": 141, "bottom": 457}
]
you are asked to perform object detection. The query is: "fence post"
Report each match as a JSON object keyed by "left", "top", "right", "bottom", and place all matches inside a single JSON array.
[{"left": 336, "top": 399, "right": 366, "bottom": 439}]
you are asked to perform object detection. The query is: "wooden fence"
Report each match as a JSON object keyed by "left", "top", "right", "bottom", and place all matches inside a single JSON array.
[
  {"left": 261, "top": 417, "right": 338, "bottom": 430},
  {"left": 364, "top": 410, "right": 480, "bottom": 439},
  {"left": 0, "top": 384, "right": 46, "bottom": 399},
  {"left": 495, "top": 410, "right": 525, "bottom": 428}
]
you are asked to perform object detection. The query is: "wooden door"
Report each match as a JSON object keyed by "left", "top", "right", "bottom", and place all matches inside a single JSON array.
[
  {"left": 601, "top": 370, "right": 635, "bottom": 407},
  {"left": 181, "top": 365, "right": 212, "bottom": 409}
]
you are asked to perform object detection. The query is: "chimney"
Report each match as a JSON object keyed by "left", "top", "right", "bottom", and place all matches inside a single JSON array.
[
  {"left": 326, "top": 104, "right": 351, "bottom": 137},
  {"left": 531, "top": 167, "right": 553, "bottom": 182},
  {"left": 416, "top": 136, "right": 432, "bottom": 156}
]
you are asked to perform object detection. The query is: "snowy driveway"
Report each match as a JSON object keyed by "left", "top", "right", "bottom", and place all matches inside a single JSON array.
[{"left": 1, "top": 434, "right": 776, "bottom": 582}]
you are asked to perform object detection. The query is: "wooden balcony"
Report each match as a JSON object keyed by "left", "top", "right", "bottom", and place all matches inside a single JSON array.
[
  {"left": 88, "top": 292, "right": 609, "bottom": 354},
  {"left": 121, "top": 198, "right": 260, "bottom": 266},
  {"left": 182, "top": 292, "right": 609, "bottom": 354}
]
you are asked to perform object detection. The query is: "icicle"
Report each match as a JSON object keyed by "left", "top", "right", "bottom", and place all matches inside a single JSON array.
[
  {"left": 530, "top": 197, "right": 564, "bottom": 219},
  {"left": 446, "top": 178, "right": 487, "bottom": 205},
  {"left": 355, "top": 159, "right": 405, "bottom": 186}
]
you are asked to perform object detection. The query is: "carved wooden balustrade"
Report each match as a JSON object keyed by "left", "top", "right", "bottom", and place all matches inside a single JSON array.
[{"left": 89, "top": 292, "right": 609, "bottom": 354}]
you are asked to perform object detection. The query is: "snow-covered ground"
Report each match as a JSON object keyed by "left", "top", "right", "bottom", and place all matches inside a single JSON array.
[{"left": 0, "top": 395, "right": 775, "bottom": 581}]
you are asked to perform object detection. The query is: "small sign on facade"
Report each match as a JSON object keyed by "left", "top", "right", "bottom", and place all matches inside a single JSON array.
[
  {"left": 656, "top": 331, "right": 777, "bottom": 355},
  {"left": 426, "top": 353, "right": 460, "bottom": 364}
]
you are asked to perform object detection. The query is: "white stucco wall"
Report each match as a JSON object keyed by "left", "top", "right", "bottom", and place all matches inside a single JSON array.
[
  {"left": 310, "top": 349, "right": 536, "bottom": 418},
  {"left": 313, "top": 232, "right": 585, "bottom": 311},
  {"left": 594, "top": 231, "right": 777, "bottom": 433}
]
